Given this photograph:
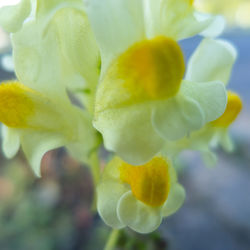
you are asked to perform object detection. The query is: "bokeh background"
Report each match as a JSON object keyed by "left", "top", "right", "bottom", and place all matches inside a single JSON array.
[{"left": 0, "top": 0, "right": 249, "bottom": 249}]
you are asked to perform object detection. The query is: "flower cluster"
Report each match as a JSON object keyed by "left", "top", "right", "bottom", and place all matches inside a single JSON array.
[{"left": 0, "top": 0, "right": 242, "bottom": 234}]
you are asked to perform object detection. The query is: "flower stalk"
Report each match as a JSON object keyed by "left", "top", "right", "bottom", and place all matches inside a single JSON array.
[
  {"left": 89, "top": 151, "right": 101, "bottom": 212},
  {"left": 104, "top": 229, "right": 120, "bottom": 250}
]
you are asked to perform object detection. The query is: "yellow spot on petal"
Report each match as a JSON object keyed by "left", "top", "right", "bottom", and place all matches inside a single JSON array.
[
  {"left": 0, "top": 81, "right": 35, "bottom": 128},
  {"left": 189, "top": 0, "right": 194, "bottom": 6},
  {"left": 120, "top": 157, "right": 171, "bottom": 207},
  {"left": 211, "top": 91, "right": 242, "bottom": 127},
  {"left": 116, "top": 36, "right": 185, "bottom": 103}
]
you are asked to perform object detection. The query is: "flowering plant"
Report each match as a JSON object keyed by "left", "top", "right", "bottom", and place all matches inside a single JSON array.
[{"left": 0, "top": 0, "right": 242, "bottom": 248}]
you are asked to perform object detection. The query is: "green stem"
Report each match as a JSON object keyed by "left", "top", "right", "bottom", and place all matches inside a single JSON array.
[
  {"left": 91, "top": 152, "right": 100, "bottom": 186},
  {"left": 89, "top": 151, "right": 101, "bottom": 212},
  {"left": 104, "top": 229, "right": 120, "bottom": 250}
]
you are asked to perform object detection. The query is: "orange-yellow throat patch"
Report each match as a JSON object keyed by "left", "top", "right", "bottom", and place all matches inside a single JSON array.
[
  {"left": 120, "top": 157, "right": 171, "bottom": 207},
  {"left": 0, "top": 82, "right": 35, "bottom": 128},
  {"left": 115, "top": 36, "right": 185, "bottom": 102},
  {"left": 211, "top": 91, "right": 242, "bottom": 127}
]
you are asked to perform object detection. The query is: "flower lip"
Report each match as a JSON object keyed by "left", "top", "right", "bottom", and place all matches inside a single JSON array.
[
  {"left": 119, "top": 157, "right": 171, "bottom": 207},
  {"left": 114, "top": 36, "right": 185, "bottom": 103}
]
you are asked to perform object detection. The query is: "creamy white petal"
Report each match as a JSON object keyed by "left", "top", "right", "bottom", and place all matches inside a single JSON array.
[
  {"left": 144, "top": 0, "right": 218, "bottom": 40},
  {"left": 0, "top": 0, "right": 31, "bottom": 33},
  {"left": 219, "top": 129, "right": 234, "bottom": 152},
  {"left": 94, "top": 104, "right": 164, "bottom": 165},
  {"left": 97, "top": 181, "right": 127, "bottom": 229},
  {"left": 161, "top": 125, "right": 215, "bottom": 161},
  {"left": 84, "top": 0, "right": 145, "bottom": 72},
  {"left": 20, "top": 130, "right": 67, "bottom": 176},
  {"left": 12, "top": 1, "right": 99, "bottom": 101},
  {"left": 186, "top": 38, "right": 237, "bottom": 85},
  {"left": 198, "top": 14, "right": 225, "bottom": 38},
  {"left": 181, "top": 80, "right": 227, "bottom": 123},
  {"left": 47, "top": 6, "right": 100, "bottom": 90},
  {"left": 12, "top": 20, "right": 69, "bottom": 99},
  {"left": 162, "top": 183, "right": 185, "bottom": 217},
  {"left": 117, "top": 191, "right": 162, "bottom": 234},
  {"left": 17, "top": 107, "right": 97, "bottom": 176},
  {"left": 1, "top": 125, "right": 20, "bottom": 158},
  {"left": 152, "top": 94, "right": 205, "bottom": 141}
]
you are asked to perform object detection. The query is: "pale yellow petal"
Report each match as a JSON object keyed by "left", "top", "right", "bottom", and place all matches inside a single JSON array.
[
  {"left": 117, "top": 191, "right": 163, "bottom": 234},
  {"left": 0, "top": 0, "right": 31, "bottom": 33},
  {"left": 97, "top": 181, "right": 127, "bottom": 229},
  {"left": 1, "top": 125, "right": 20, "bottom": 158},
  {"left": 162, "top": 183, "right": 185, "bottom": 217}
]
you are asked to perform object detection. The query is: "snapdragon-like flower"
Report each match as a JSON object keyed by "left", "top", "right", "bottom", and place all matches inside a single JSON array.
[
  {"left": 0, "top": 0, "right": 101, "bottom": 175},
  {"left": 0, "top": 81, "right": 98, "bottom": 176},
  {"left": 161, "top": 38, "right": 242, "bottom": 165},
  {"left": 162, "top": 91, "right": 242, "bottom": 166},
  {"left": 86, "top": 0, "right": 227, "bottom": 165},
  {"left": 0, "top": 0, "right": 243, "bottom": 241},
  {"left": 97, "top": 156, "right": 185, "bottom": 233}
]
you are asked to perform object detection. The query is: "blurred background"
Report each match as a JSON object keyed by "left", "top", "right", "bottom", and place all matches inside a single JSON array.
[{"left": 0, "top": 0, "right": 249, "bottom": 249}]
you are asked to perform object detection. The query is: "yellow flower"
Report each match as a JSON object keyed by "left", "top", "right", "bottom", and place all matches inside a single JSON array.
[
  {"left": 162, "top": 38, "right": 241, "bottom": 165},
  {"left": 84, "top": 0, "right": 228, "bottom": 165},
  {"left": 97, "top": 156, "right": 185, "bottom": 233},
  {"left": 0, "top": 81, "right": 98, "bottom": 176},
  {"left": 0, "top": 0, "right": 102, "bottom": 174}
]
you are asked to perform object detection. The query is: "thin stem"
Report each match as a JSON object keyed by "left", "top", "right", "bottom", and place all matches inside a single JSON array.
[
  {"left": 89, "top": 151, "right": 101, "bottom": 212},
  {"left": 91, "top": 151, "right": 100, "bottom": 187},
  {"left": 104, "top": 229, "right": 120, "bottom": 250}
]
